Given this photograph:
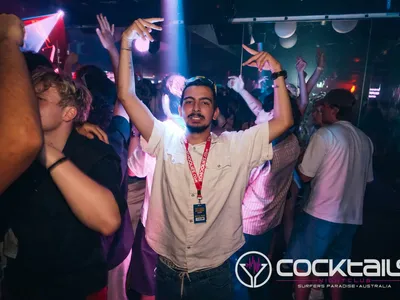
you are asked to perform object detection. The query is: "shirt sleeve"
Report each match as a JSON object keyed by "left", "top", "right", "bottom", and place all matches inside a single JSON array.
[
  {"left": 298, "top": 130, "right": 328, "bottom": 178},
  {"left": 127, "top": 140, "right": 155, "bottom": 178},
  {"left": 88, "top": 155, "right": 127, "bottom": 217},
  {"left": 142, "top": 119, "right": 166, "bottom": 157},
  {"left": 232, "top": 121, "right": 273, "bottom": 170}
]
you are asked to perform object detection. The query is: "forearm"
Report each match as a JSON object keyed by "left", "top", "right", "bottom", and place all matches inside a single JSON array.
[
  {"left": 118, "top": 38, "right": 154, "bottom": 141},
  {"left": 107, "top": 45, "right": 120, "bottom": 85},
  {"left": 0, "top": 40, "right": 43, "bottom": 193},
  {"left": 239, "top": 89, "right": 263, "bottom": 117},
  {"left": 50, "top": 157, "right": 121, "bottom": 235},
  {"left": 306, "top": 67, "right": 323, "bottom": 94},
  {"left": 297, "top": 72, "right": 308, "bottom": 115},
  {"left": 269, "top": 76, "right": 294, "bottom": 140}
]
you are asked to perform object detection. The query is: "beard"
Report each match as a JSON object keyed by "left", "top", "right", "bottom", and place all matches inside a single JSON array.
[
  {"left": 186, "top": 124, "right": 210, "bottom": 133},
  {"left": 186, "top": 112, "right": 212, "bottom": 133}
]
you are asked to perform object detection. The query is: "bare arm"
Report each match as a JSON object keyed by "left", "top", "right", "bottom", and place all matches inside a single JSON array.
[
  {"left": 117, "top": 18, "right": 163, "bottom": 141},
  {"left": 242, "top": 45, "right": 293, "bottom": 141},
  {"left": 268, "top": 75, "right": 294, "bottom": 141},
  {"left": 0, "top": 16, "right": 43, "bottom": 194},
  {"left": 40, "top": 145, "right": 121, "bottom": 236},
  {"left": 296, "top": 58, "right": 308, "bottom": 115},
  {"left": 306, "top": 49, "right": 325, "bottom": 94},
  {"left": 239, "top": 89, "right": 263, "bottom": 117},
  {"left": 228, "top": 75, "right": 263, "bottom": 117}
]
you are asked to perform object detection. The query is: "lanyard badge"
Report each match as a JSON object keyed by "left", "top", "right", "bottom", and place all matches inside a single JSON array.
[{"left": 185, "top": 135, "right": 211, "bottom": 224}]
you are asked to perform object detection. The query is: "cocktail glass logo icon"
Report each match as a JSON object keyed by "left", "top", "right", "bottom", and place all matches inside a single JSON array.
[{"left": 235, "top": 251, "right": 272, "bottom": 288}]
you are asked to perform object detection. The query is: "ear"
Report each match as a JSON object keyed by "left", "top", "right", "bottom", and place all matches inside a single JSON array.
[
  {"left": 178, "top": 105, "right": 182, "bottom": 117},
  {"left": 212, "top": 107, "right": 220, "bottom": 121},
  {"left": 62, "top": 106, "right": 77, "bottom": 122}
]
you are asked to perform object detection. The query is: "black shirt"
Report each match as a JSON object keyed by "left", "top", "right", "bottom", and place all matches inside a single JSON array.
[{"left": 0, "top": 130, "right": 126, "bottom": 299}]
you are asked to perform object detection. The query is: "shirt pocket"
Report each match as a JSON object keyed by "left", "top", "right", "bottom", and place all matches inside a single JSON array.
[
  {"left": 205, "top": 155, "right": 232, "bottom": 190},
  {"left": 164, "top": 150, "right": 188, "bottom": 189}
]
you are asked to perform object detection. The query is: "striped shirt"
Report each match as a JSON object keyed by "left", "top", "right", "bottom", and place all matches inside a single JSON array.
[{"left": 242, "top": 133, "right": 300, "bottom": 235}]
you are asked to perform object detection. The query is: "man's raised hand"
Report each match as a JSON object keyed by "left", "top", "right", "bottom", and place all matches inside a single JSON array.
[
  {"left": 122, "top": 18, "right": 164, "bottom": 43},
  {"left": 227, "top": 75, "right": 244, "bottom": 93},
  {"left": 96, "top": 14, "right": 115, "bottom": 50},
  {"left": 242, "top": 44, "right": 282, "bottom": 73}
]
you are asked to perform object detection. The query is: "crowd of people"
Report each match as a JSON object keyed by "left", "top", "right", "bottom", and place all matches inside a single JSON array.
[{"left": 0, "top": 12, "right": 375, "bottom": 300}]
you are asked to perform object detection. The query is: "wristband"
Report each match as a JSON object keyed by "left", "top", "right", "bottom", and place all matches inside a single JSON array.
[
  {"left": 48, "top": 157, "right": 68, "bottom": 173},
  {"left": 271, "top": 70, "right": 287, "bottom": 80},
  {"left": 121, "top": 47, "right": 132, "bottom": 51}
]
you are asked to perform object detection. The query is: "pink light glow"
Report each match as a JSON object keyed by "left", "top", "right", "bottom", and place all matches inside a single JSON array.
[{"left": 135, "top": 39, "right": 150, "bottom": 53}]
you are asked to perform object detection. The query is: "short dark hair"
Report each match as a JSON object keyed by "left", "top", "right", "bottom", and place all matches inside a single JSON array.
[{"left": 181, "top": 77, "right": 218, "bottom": 109}]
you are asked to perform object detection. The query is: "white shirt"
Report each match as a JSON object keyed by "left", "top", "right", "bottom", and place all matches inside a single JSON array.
[
  {"left": 127, "top": 119, "right": 184, "bottom": 228},
  {"left": 143, "top": 119, "right": 273, "bottom": 272},
  {"left": 299, "top": 121, "right": 374, "bottom": 225}
]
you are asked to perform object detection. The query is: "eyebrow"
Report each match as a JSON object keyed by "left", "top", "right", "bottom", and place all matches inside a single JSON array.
[{"left": 183, "top": 96, "right": 213, "bottom": 102}]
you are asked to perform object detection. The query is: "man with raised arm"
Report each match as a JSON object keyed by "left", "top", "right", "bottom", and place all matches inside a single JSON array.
[
  {"left": 0, "top": 14, "right": 43, "bottom": 194},
  {"left": 117, "top": 18, "right": 293, "bottom": 299}
]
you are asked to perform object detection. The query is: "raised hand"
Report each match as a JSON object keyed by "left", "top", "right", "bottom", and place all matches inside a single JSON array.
[
  {"left": 96, "top": 14, "right": 115, "bottom": 50},
  {"left": 242, "top": 44, "right": 282, "bottom": 73},
  {"left": 296, "top": 57, "right": 307, "bottom": 73},
  {"left": 316, "top": 48, "right": 325, "bottom": 69},
  {"left": 122, "top": 18, "right": 164, "bottom": 43},
  {"left": 0, "top": 14, "right": 25, "bottom": 46},
  {"left": 227, "top": 75, "right": 244, "bottom": 93}
]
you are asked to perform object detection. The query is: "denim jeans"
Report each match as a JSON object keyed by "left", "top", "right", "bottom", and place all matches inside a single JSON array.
[
  {"left": 155, "top": 258, "right": 233, "bottom": 300},
  {"left": 230, "top": 230, "right": 274, "bottom": 300}
]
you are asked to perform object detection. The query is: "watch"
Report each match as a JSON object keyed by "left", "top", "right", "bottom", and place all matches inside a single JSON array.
[{"left": 271, "top": 70, "right": 287, "bottom": 80}]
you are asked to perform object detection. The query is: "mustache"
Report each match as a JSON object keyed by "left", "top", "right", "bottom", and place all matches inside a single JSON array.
[{"left": 188, "top": 113, "right": 205, "bottom": 119}]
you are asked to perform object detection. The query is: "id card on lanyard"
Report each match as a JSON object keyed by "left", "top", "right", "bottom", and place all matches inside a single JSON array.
[{"left": 185, "top": 135, "right": 212, "bottom": 224}]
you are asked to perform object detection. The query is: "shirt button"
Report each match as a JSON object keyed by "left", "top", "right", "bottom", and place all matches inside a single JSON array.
[
  {"left": 191, "top": 193, "right": 195, "bottom": 197},
  {"left": 172, "top": 158, "right": 175, "bottom": 162},
  {"left": 193, "top": 147, "right": 196, "bottom": 150},
  {"left": 217, "top": 164, "right": 221, "bottom": 168},
  {"left": 189, "top": 219, "right": 193, "bottom": 223},
  {"left": 187, "top": 246, "right": 191, "bottom": 249}
]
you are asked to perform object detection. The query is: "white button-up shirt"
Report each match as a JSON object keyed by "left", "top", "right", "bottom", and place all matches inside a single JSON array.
[{"left": 143, "top": 119, "right": 273, "bottom": 272}]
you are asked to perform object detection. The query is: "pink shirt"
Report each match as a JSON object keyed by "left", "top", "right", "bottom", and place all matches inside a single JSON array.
[
  {"left": 143, "top": 119, "right": 273, "bottom": 272},
  {"left": 242, "top": 133, "right": 300, "bottom": 235}
]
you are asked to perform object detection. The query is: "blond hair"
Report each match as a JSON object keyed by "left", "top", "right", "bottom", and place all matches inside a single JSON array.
[{"left": 32, "top": 68, "right": 92, "bottom": 125}]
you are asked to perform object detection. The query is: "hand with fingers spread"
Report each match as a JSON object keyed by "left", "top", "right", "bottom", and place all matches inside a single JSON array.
[
  {"left": 242, "top": 44, "right": 282, "bottom": 73},
  {"left": 296, "top": 57, "right": 307, "bottom": 74},
  {"left": 96, "top": 14, "right": 115, "bottom": 50},
  {"left": 227, "top": 75, "right": 244, "bottom": 93},
  {"left": 0, "top": 14, "right": 25, "bottom": 47},
  {"left": 122, "top": 18, "right": 164, "bottom": 44},
  {"left": 76, "top": 123, "right": 110, "bottom": 144}
]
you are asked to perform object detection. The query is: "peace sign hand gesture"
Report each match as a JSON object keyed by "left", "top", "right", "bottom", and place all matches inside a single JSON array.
[
  {"left": 122, "top": 18, "right": 164, "bottom": 43},
  {"left": 242, "top": 44, "right": 282, "bottom": 73}
]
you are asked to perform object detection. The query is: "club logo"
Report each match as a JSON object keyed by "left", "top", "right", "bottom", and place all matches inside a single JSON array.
[{"left": 235, "top": 251, "right": 272, "bottom": 288}]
